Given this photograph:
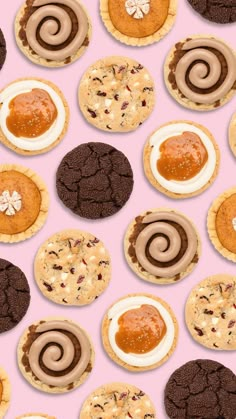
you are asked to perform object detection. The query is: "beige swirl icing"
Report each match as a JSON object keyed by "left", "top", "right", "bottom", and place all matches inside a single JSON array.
[
  {"left": 175, "top": 38, "right": 236, "bottom": 104},
  {"left": 28, "top": 320, "right": 91, "bottom": 387},
  {"left": 25, "top": 0, "right": 88, "bottom": 61},
  {"left": 135, "top": 212, "right": 197, "bottom": 277}
]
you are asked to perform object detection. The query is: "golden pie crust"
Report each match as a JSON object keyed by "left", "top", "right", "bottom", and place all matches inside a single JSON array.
[
  {"left": 100, "top": 0, "right": 177, "bottom": 46},
  {"left": 0, "top": 367, "right": 11, "bottom": 418},
  {"left": 0, "top": 164, "right": 49, "bottom": 243}
]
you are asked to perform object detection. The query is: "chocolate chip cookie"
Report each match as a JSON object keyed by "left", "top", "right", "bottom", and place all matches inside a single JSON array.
[
  {"left": 0, "top": 258, "right": 30, "bottom": 333},
  {"left": 187, "top": 0, "right": 236, "bottom": 23},
  {"left": 164, "top": 359, "right": 236, "bottom": 419},
  {"left": 56, "top": 142, "right": 134, "bottom": 219},
  {"left": 0, "top": 29, "right": 6, "bottom": 70}
]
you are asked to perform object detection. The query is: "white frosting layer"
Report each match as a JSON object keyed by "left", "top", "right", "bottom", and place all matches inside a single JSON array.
[
  {"left": 149, "top": 122, "right": 217, "bottom": 194},
  {"left": 108, "top": 296, "right": 175, "bottom": 367},
  {"left": 0, "top": 80, "right": 66, "bottom": 151}
]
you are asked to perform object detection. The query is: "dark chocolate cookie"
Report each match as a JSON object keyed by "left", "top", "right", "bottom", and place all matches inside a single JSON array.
[
  {"left": 0, "top": 29, "right": 6, "bottom": 70},
  {"left": 56, "top": 142, "right": 134, "bottom": 219},
  {"left": 164, "top": 359, "right": 236, "bottom": 419},
  {"left": 187, "top": 0, "right": 236, "bottom": 23},
  {"left": 0, "top": 258, "right": 30, "bottom": 333}
]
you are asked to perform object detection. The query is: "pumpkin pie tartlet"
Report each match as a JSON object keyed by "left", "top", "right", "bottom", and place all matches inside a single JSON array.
[
  {"left": 0, "top": 164, "right": 49, "bottom": 243},
  {"left": 100, "top": 0, "right": 177, "bottom": 46},
  {"left": 229, "top": 112, "right": 236, "bottom": 157},
  {"left": 0, "top": 367, "right": 11, "bottom": 418},
  {"left": 208, "top": 187, "right": 236, "bottom": 262},
  {"left": 144, "top": 120, "right": 220, "bottom": 199}
]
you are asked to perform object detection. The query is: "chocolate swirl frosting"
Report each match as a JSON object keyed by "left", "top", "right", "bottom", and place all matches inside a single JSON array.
[
  {"left": 135, "top": 212, "right": 198, "bottom": 277},
  {"left": 25, "top": 0, "right": 88, "bottom": 61},
  {"left": 28, "top": 320, "right": 91, "bottom": 387},
  {"left": 175, "top": 38, "right": 236, "bottom": 104}
]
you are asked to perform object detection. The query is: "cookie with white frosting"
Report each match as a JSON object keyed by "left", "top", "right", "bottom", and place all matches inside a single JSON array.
[
  {"left": 144, "top": 121, "right": 220, "bottom": 198},
  {"left": 0, "top": 78, "right": 69, "bottom": 155},
  {"left": 102, "top": 293, "right": 178, "bottom": 371}
]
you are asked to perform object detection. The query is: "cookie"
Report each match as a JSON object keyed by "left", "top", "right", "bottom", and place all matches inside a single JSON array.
[
  {"left": 164, "top": 359, "right": 236, "bottom": 418},
  {"left": 102, "top": 293, "right": 178, "bottom": 372},
  {"left": 187, "top": 0, "right": 236, "bottom": 24},
  {"left": 124, "top": 208, "right": 201, "bottom": 284},
  {"left": 186, "top": 274, "right": 236, "bottom": 350},
  {"left": 78, "top": 56, "right": 155, "bottom": 132},
  {"left": 15, "top": 0, "right": 92, "bottom": 67},
  {"left": 56, "top": 142, "right": 134, "bottom": 219},
  {"left": 100, "top": 0, "right": 177, "bottom": 46},
  {"left": 80, "top": 382, "right": 156, "bottom": 418},
  {"left": 144, "top": 120, "right": 220, "bottom": 199},
  {"left": 229, "top": 112, "right": 236, "bottom": 157},
  {"left": 0, "top": 29, "right": 6, "bottom": 70},
  {"left": 16, "top": 415, "right": 56, "bottom": 419},
  {"left": 0, "top": 258, "right": 30, "bottom": 333},
  {"left": 17, "top": 317, "right": 94, "bottom": 394},
  {"left": 0, "top": 164, "right": 49, "bottom": 243},
  {"left": 0, "top": 367, "right": 10, "bottom": 418},
  {"left": 208, "top": 187, "right": 236, "bottom": 262},
  {"left": 0, "top": 78, "right": 69, "bottom": 155},
  {"left": 164, "top": 35, "right": 236, "bottom": 111},
  {"left": 34, "top": 229, "right": 111, "bottom": 306}
]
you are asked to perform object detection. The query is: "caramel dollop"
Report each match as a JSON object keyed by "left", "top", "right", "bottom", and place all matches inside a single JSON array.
[
  {"left": 115, "top": 304, "right": 166, "bottom": 354},
  {"left": 6, "top": 88, "right": 57, "bottom": 138},
  {"left": 157, "top": 131, "right": 208, "bottom": 181}
]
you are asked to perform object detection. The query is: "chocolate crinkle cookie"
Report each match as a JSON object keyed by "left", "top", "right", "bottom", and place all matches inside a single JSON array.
[
  {"left": 187, "top": 0, "right": 236, "bottom": 23},
  {"left": 56, "top": 142, "right": 134, "bottom": 219},
  {"left": 0, "top": 258, "right": 30, "bottom": 333},
  {"left": 0, "top": 29, "right": 6, "bottom": 70},
  {"left": 164, "top": 359, "right": 236, "bottom": 419}
]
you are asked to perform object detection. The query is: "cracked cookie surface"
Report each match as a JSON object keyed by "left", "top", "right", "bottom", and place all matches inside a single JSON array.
[
  {"left": 187, "top": 0, "right": 236, "bottom": 23},
  {"left": 56, "top": 142, "right": 134, "bottom": 219},
  {"left": 0, "top": 258, "right": 30, "bottom": 333},
  {"left": 164, "top": 359, "right": 236, "bottom": 419}
]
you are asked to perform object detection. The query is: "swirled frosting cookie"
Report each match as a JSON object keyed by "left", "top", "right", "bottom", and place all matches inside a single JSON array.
[
  {"left": 187, "top": 0, "right": 236, "bottom": 24},
  {"left": 164, "top": 35, "right": 236, "bottom": 111},
  {"left": 144, "top": 121, "right": 220, "bottom": 198},
  {"left": 229, "top": 112, "right": 236, "bottom": 157},
  {"left": 56, "top": 142, "right": 133, "bottom": 219},
  {"left": 100, "top": 0, "right": 177, "bottom": 46},
  {"left": 15, "top": 0, "right": 91, "bottom": 67},
  {"left": 0, "top": 367, "right": 10, "bottom": 418},
  {"left": 80, "top": 382, "right": 156, "bottom": 418},
  {"left": 78, "top": 57, "right": 155, "bottom": 132},
  {"left": 0, "top": 164, "right": 48, "bottom": 243},
  {"left": 164, "top": 359, "right": 236, "bottom": 418},
  {"left": 0, "top": 258, "right": 30, "bottom": 333},
  {"left": 185, "top": 274, "right": 236, "bottom": 350},
  {"left": 17, "top": 415, "right": 56, "bottom": 419},
  {"left": 0, "top": 78, "right": 69, "bottom": 155},
  {"left": 17, "top": 318, "right": 94, "bottom": 393},
  {"left": 34, "top": 229, "right": 111, "bottom": 306},
  {"left": 0, "top": 29, "right": 6, "bottom": 71},
  {"left": 102, "top": 293, "right": 178, "bottom": 371},
  {"left": 208, "top": 187, "right": 236, "bottom": 262},
  {"left": 124, "top": 208, "right": 201, "bottom": 284}
]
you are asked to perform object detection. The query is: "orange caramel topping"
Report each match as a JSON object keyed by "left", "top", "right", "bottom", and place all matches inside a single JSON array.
[
  {"left": 115, "top": 304, "right": 167, "bottom": 354},
  {"left": 157, "top": 131, "right": 208, "bottom": 181},
  {"left": 6, "top": 88, "right": 57, "bottom": 138}
]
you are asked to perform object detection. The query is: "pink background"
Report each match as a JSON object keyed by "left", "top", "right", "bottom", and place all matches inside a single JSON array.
[{"left": 0, "top": 1, "right": 236, "bottom": 418}]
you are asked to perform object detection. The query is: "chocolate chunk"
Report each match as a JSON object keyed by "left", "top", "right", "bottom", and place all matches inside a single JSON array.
[
  {"left": 0, "top": 258, "right": 30, "bottom": 333},
  {"left": 187, "top": 0, "right": 236, "bottom": 23},
  {"left": 56, "top": 142, "right": 134, "bottom": 219},
  {"left": 164, "top": 359, "right": 236, "bottom": 419},
  {"left": 0, "top": 29, "right": 6, "bottom": 70}
]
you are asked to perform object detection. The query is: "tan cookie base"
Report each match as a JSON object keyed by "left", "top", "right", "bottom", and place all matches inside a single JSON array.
[
  {"left": 124, "top": 207, "right": 201, "bottom": 284},
  {"left": 16, "top": 415, "right": 56, "bottom": 419},
  {"left": 100, "top": 0, "right": 177, "bottom": 46},
  {"left": 17, "top": 317, "right": 95, "bottom": 394},
  {"left": 14, "top": 2, "right": 92, "bottom": 68},
  {"left": 102, "top": 293, "right": 178, "bottom": 372},
  {"left": 164, "top": 34, "right": 236, "bottom": 111},
  {"left": 143, "top": 120, "right": 220, "bottom": 199},
  {"left": 0, "top": 164, "right": 49, "bottom": 243},
  {"left": 0, "top": 78, "right": 69, "bottom": 156},
  {"left": 207, "top": 187, "right": 236, "bottom": 262},
  {"left": 0, "top": 367, "right": 11, "bottom": 419},
  {"left": 229, "top": 112, "right": 236, "bottom": 157}
]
